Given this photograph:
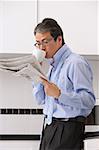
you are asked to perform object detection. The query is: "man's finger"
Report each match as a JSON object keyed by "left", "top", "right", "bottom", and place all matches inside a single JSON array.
[{"left": 40, "top": 77, "right": 49, "bottom": 85}]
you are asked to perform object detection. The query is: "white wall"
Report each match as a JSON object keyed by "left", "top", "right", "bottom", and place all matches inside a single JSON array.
[
  {"left": 87, "top": 59, "right": 99, "bottom": 106},
  {"left": 0, "top": 58, "right": 98, "bottom": 107},
  {"left": 0, "top": 70, "right": 41, "bottom": 108}
]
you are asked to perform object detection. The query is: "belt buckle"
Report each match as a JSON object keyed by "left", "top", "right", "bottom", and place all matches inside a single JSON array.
[{"left": 61, "top": 118, "right": 69, "bottom": 121}]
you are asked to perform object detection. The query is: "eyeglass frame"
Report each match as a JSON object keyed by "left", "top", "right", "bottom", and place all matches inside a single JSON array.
[{"left": 34, "top": 37, "right": 54, "bottom": 48}]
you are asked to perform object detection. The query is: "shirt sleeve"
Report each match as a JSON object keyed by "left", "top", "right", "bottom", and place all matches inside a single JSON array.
[
  {"left": 32, "top": 82, "right": 45, "bottom": 105},
  {"left": 58, "top": 61, "right": 96, "bottom": 110}
]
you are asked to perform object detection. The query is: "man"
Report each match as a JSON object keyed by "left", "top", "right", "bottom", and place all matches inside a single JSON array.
[{"left": 32, "top": 18, "right": 95, "bottom": 150}]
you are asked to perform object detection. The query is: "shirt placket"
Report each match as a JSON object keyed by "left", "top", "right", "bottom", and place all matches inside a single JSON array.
[{"left": 45, "top": 65, "right": 55, "bottom": 125}]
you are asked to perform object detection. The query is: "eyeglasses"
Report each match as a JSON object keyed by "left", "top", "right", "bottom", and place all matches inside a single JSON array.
[{"left": 34, "top": 38, "right": 53, "bottom": 48}]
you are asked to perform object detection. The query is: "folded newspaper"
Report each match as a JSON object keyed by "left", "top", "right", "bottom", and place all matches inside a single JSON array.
[{"left": 0, "top": 54, "right": 48, "bottom": 85}]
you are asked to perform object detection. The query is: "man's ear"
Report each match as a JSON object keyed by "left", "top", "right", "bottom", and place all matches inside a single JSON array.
[{"left": 57, "top": 36, "right": 62, "bottom": 44}]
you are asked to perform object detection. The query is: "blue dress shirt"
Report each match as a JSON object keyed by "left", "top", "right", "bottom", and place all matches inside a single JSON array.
[{"left": 32, "top": 44, "right": 96, "bottom": 124}]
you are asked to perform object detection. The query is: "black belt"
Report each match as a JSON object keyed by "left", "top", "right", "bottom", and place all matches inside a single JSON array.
[{"left": 45, "top": 115, "right": 86, "bottom": 123}]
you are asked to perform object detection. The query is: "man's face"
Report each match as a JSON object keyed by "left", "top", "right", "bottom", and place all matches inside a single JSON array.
[{"left": 34, "top": 32, "right": 62, "bottom": 58}]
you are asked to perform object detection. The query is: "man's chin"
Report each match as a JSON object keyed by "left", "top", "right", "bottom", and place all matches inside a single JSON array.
[
  {"left": 45, "top": 54, "right": 52, "bottom": 59},
  {"left": 45, "top": 55, "right": 49, "bottom": 59}
]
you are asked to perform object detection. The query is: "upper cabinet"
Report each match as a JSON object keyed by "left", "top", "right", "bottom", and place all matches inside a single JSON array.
[
  {"left": 38, "top": 0, "right": 98, "bottom": 55},
  {"left": 0, "top": 0, "right": 98, "bottom": 55},
  {"left": 97, "top": 1, "right": 99, "bottom": 55},
  {"left": 0, "top": 0, "right": 37, "bottom": 53}
]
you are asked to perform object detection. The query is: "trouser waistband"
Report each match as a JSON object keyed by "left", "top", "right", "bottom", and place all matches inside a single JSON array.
[{"left": 45, "top": 115, "right": 86, "bottom": 123}]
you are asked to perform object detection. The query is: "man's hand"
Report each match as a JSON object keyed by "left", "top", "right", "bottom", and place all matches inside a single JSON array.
[{"left": 40, "top": 77, "right": 61, "bottom": 99}]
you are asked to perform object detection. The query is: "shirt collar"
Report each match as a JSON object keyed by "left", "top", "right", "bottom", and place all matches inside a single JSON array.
[
  {"left": 49, "top": 44, "right": 72, "bottom": 69},
  {"left": 47, "top": 58, "right": 54, "bottom": 65}
]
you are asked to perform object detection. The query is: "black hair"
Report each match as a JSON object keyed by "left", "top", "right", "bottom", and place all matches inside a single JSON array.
[{"left": 34, "top": 18, "right": 65, "bottom": 45}]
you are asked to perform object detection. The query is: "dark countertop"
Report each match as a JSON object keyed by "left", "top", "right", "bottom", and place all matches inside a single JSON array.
[{"left": 0, "top": 132, "right": 99, "bottom": 140}]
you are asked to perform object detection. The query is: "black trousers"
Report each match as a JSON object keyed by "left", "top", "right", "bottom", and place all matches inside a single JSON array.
[{"left": 39, "top": 118, "right": 85, "bottom": 150}]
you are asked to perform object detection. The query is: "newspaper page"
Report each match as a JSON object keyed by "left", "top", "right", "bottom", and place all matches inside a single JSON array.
[
  {"left": 0, "top": 55, "right": 42, "bottom": 72},
  {"left": 0, "top": 54, "right": 48, "bottom": 85}
]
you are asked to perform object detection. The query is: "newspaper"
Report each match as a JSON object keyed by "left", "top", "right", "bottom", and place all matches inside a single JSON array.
[{"left": 0, "top": 54, "right": 48, "bottom": 85}]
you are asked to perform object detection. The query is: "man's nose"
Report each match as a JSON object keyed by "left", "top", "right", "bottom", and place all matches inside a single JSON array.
[{"left": 39, "top": 44, "right": 46, "bottom": 50}]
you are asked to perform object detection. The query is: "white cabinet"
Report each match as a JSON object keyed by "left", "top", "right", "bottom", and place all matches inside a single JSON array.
[
  {"left": 0, "top": 0, "right": 37, "bottom": 53},
  {"left": 38, "top": 0, "right": 97, "bottom": 55},
  {"left": 84, "top": 138, "right": 99, "bottom": 150},
  {"left": 0, "top": 0, "right": 98, "bottom": 54},
  {"left": 0, "top": 141, "right": 40, "bottom": 150},
  {"left": 0, "top": 115, "right": 43, "bottom": 134},
  {"left": 98, "top": 61, "right": 99, "bottom": 99},
  {"left": 85, "top": 126, "right": 99, "bottom": 150},
  {"left": 97, "top": 1, "right": 99, "bottom": 55}
]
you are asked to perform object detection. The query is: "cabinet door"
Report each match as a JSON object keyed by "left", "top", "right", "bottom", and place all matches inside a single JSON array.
[
  {"left": 0, "top": 1, "right": 37, "bottom": 53},
  {"left": 84, "top": 139, "right": 99, "bottom": 150},
  {"left": 97, "top": 1, "right": 99, "bottom": 55},
  {"left": 0, "top": 141, "right": 40, "bottom": 150},
  {"left": 38, "top": 0, "right": 97, "bottom": 55}
]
